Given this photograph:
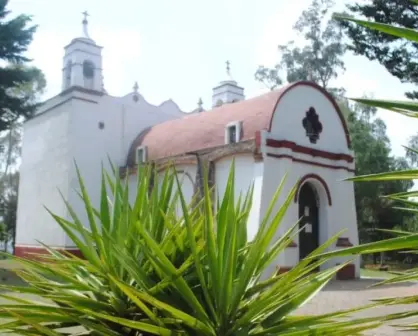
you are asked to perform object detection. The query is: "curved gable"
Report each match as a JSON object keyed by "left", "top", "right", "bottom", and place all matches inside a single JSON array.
[{"left": 269, "top": 82, "right": 351, "bottom": 153}]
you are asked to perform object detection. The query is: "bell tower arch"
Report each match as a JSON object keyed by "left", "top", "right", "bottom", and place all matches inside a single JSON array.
[{"left": 61, "top": 12, "right": 104, "bottom": 93}]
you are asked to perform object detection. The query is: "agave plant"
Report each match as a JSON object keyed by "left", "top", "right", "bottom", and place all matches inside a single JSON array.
[{"left": 2, "top": 160, "right": 418, "bottom": 335}]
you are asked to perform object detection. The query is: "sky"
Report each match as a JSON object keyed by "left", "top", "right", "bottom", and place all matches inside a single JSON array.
[{"left": 8, "top": 0, "right": 418, "bottom": 158}]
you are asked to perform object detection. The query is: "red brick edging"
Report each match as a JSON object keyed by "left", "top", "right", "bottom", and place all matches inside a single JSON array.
[{"left": 14, "top": 246, "right": 83, "bottom": 260}]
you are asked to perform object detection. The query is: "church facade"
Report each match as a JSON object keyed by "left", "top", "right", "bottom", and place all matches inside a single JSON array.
[{"left": 15, "top": 16, "right": 360, "bottom": 279}]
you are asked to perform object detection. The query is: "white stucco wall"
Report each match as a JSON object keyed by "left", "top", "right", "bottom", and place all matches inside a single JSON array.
[
  {"left": 16, "top": 88, "right": 186, "bottom": 249},
  {"left": 171, "top": 165, "right": 196, "bottom": 217},
  {"left": 16, "top": 103, "right": 72, "bottom": 247},
  {"left": 215, "top": 155, "right": 254, "bottom": 205},
  {"left": 127, "top": 165, "right": 197, "bottom": 218},
  {"left": 247, "top": 161, "right": 264, "bottom": 241},
  {"left": 214, "top": 155, "right": 263, "bottom": 239},
  {"left": 150, "top": 165, "right": 197, "bottom": 218},
  {"left": 270, "top": 85, "right": 350, "bottom": 155},
  {"left": 65, "top": 93, "right": 186, "bottom": 247},
  {"left": 260, "top": 155, "right": 359, "bottom": 277},
  {"left": 260, "top": 83, "right": 359, "bottom": 278}
]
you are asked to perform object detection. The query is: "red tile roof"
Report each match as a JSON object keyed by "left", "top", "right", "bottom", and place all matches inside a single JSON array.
[{"left": 126, "top": 81, "right": 350, "bottom": 165}]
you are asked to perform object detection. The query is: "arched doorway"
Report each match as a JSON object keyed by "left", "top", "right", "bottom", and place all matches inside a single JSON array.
[{"left": 298, "top": 182, "right": 320, "bottom": 261}]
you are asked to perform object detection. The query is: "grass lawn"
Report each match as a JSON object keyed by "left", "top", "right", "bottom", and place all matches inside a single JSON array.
[{"left": 360, "top": 268, "right": 398, "bottom": 279}]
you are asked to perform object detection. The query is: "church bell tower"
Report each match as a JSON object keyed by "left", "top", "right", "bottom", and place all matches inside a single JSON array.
[
  {"left": 212, "top": 61, "right": 245, "bottom": 108},
  {"left": 62, "top": 12, "right": 104, "bottom": 92}
]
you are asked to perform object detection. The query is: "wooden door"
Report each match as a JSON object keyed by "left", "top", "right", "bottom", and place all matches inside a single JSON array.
[{"left": 298, "top": 183, "right": 320, "bottom": 261}]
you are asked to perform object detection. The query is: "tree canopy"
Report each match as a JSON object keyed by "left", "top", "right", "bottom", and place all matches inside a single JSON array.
[
  {"left": 0, "top": 0, "right": 44, "bottom": 131},
  {"left": 338, "top": 0, "right": 418, "bottom": 99},
  {"left": 0, "top": 0, "right": 45, "bottom": 251},
  {"left": 344, "top": 102, "right": 413, "bottom": 244},
  {"left": 255, "top": 0, "right": 346, "bottom": 96}
]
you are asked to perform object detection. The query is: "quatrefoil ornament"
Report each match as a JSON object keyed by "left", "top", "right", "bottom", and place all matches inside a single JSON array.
[{"left": 302, "top": 107, "right": 323, "bottom": 144}]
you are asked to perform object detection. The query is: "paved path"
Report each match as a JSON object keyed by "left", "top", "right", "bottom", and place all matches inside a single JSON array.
[
  {"left": 296, "top": 279, "right": 418, "bottom": 335},
  {"left": 1, "top": 267, "right": 417, "bottom": 335}
]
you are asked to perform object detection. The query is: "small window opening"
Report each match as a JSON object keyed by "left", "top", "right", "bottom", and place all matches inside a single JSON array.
[
  {"left": 225, "top": 121, "right": 241, "bottom": 144},
  {"left": 136, "top": 146, "right": 147, "bottom": 164},
  {"left": 228, "top": 125, "right": 237, "bottom": 144}
]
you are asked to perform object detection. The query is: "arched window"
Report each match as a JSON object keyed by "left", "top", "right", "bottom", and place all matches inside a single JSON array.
[
  {"left": 83, "top": 60, "right": 95, "bottom": 78},
  {"left": 83, "top": 60, "right": 95, "bottom": 89}
]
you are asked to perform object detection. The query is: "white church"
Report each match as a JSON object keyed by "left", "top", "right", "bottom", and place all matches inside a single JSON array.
[{"left": 15, "top": 15, "right": 360, "bottom": 279}]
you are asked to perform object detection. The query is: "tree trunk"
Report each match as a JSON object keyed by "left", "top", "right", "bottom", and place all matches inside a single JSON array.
[
  {"left": 3, "top": 124, "right": 17, "bottom": 254},
  {"left": 2, "top": 128, "right": 13, "bottom": 254},
  {"left": 3, "top": 127, "right": 13, "bottom": 177}
]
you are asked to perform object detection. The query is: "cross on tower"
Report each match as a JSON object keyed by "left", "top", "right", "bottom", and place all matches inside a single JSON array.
[
  {"left": 82, "top": 11, "right": 89, "bottom": 23},
  {"left": 82, "top": 11, "right": 91, "bottom": 39},
  {"left": 226, "top": 60, "right": 231, "bottom": 76}
]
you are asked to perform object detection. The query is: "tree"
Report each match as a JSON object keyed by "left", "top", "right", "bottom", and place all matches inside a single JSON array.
[
  {"left": 346, "top": 107, "right": 413, "bottom": 250},
  {"left": 404, "top": 133, "right": 418, "bottom": 166},
  {"left": 330, "top": 11, "right": 418, "bottom": 332},
  {"left": 338, "top": 0, "right": 418, "bottom": 99},
  {"left": 255, "top": 0, "right": 346, "bottom": 96},
  {"left": 0, "top": 124, "right": 21, "bottom": 252},
  {"left": 0, "top": 63, "right": 45, "bottom": 252},
  {"left": 0, "top": 0, "right": 44, "bottom": 131},
  {"left": 0, "top": 171, "right": 18, "bottom": 252},
  {"left": 0, "top": 68, "right": 45, "bottom": 252}
]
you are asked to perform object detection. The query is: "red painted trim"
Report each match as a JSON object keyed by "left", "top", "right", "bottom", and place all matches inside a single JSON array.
[
  {"left": 287, "top": 240, "right": 298, "bottom": 248},
  {"left": 336, "top": 237, "right": 354, "bottom": 247},
  {"left": 267, "top": 153, "right": 355, "bottom": 173},
  {"left": 14, "top": 246, "right": 84, "bottom": 260},
  {"left": 336, "top": 264, "right": 355, "bottom": 280},
  {"left": 276, "top": 266, "right": 292, "bottom": 275},
  {"left": 295, "top": 173, "right": 332, "bottom": 206},
  {"left": 268, "top": 81, "right": 351, "bottom": 148},
  {"left": 255, "top": 130, "right": 262, "bottom": 151},
  {"left": 266, "top": 139, "right": 353, "bottom": 163}
]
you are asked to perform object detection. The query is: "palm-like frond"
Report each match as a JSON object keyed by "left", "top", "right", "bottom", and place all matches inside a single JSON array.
[{"left": 330, "top": 10, "right": 418, "bottom": 332}]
